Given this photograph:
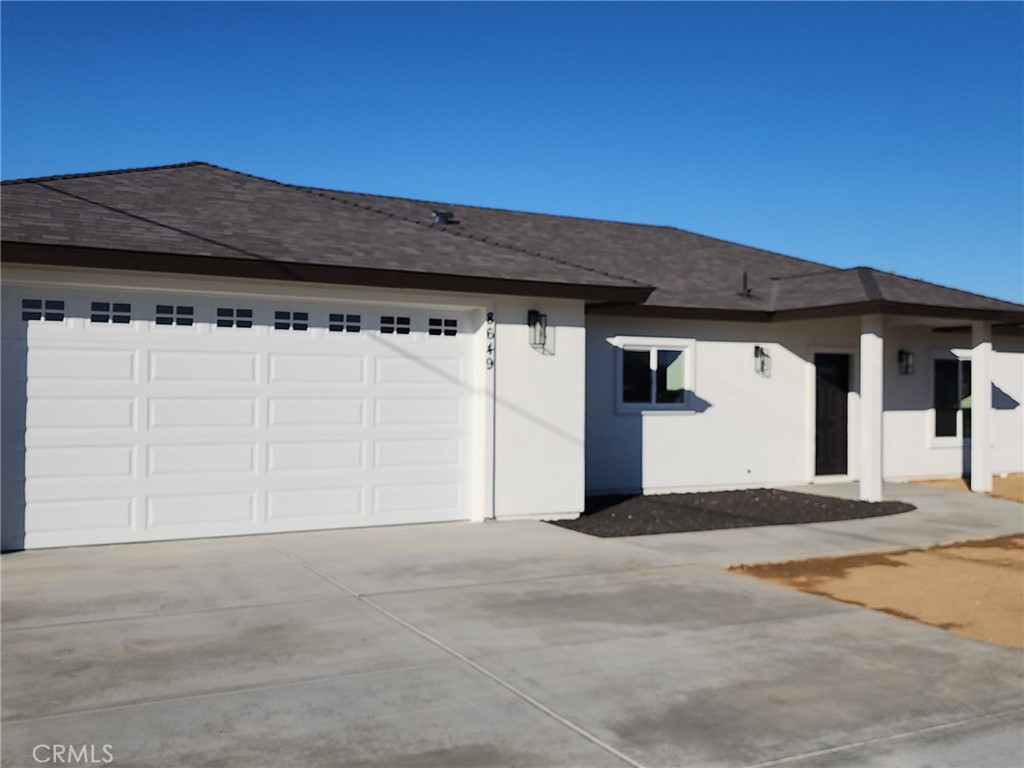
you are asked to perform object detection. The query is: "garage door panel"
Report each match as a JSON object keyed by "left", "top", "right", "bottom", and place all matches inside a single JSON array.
[
  {"left": 146, "top": 492, "right": 257, "bottom": 528},
  {"left": 372, "top": 482, "right": 462, "bottom": 516},
  {"left": 268, "top": 398, "right": 364, "bottom": 427},
  {"left": 374, "top": 398, "right": 462, "bottom": 427},
  {"left": 149, "top": 351, "right": 257, "bottom": 383},
  {"left": 27, "top": 498, "right": 135, "bottom": 533},
  {"left": 28, "top": 348, "right": 137, "bottom": 381},
  {"left": 373, "top": 439, "right": 460, "bottom": 468},
  {"left": 27, "top": 397, "right": 136, "bottom": 429},
  {"left": 268, "top": 440, "right": 364, "bottom": 472},
  {"left": 9, "top": 287, "right": 478, "bottom": 546},
  {"left": 269, "top": 353, "right": 364, "bottom": 383},
  {"left": 26, "top": 445, "right": 135, "bottom": 479},
  {"left": 267, "top": 487, "right": 363, "bottom": 521},
  {"left": 148, "top": 398, "right": 256, "bottom": 429},
  {"left": 147, "top": 443, "right": 256, "bottom": 476},
  {"left": 375, "top": 356, "right": 462, "bottom": 385}
]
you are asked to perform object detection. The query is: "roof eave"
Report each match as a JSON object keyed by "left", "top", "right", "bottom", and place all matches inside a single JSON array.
[
  {"left": 771, "top": 300, "right": 1024, "bottom": 324},
  {"left": 587, "top": 298, "right": 1024, "bottom": 324},
  {"left": 0, "top": 242, "right": 655, "bottom": 305}
]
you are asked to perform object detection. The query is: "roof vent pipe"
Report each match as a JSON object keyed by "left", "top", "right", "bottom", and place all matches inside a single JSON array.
[
  {"left": 739, "top": 271, "right": 752, "bottom": 298},
  {"left": 433, "top": 210, "right": 458, "bottom": 226}
]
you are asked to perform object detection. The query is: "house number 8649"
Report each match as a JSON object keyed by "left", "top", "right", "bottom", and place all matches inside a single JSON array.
[{"left": 485, "top": 312, "right": 495, "bottom": 369}]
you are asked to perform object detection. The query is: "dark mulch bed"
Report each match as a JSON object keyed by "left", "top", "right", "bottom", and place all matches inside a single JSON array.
[{"left": 551, "top": 488, "right": 915, "bottom": 538}]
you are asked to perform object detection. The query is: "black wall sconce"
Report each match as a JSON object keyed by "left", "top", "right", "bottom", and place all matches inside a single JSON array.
[
  {"left": 527, "top": 310, "right": 547, "bottom": 349},
  {"left": 897, "top": 349, "right": 914, "bottom": 375},
  {"left": 754, "top": 345, "right": 771, "bottom": 377}
]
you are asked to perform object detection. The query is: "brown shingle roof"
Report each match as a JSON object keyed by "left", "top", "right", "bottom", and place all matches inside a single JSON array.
[
  {"left": 3, "top": 162, "right": 1021, "bottom": 320},
  {"left": 1, "top": 163, "right": 647, "bottom": 298}
]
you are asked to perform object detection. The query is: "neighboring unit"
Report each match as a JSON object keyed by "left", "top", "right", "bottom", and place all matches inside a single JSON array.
[{"left": 2, "top": 163, "right": 1022, "bottom": 549}]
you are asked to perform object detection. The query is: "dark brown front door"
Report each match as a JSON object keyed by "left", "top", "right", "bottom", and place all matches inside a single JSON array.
[{"left": 815, "top": 354, "right": 850, "bottom": 475}]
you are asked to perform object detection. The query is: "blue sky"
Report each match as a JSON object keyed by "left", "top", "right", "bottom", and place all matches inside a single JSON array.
[{"left": 3, "top": 1, "right": 1022, "bottom": 302}]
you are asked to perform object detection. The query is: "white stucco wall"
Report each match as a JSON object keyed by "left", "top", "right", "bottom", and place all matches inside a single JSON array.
[
  {"left": 492, "top": 297, "right": 586, "bottom": 518},
  {"left": 586, "top": 314, "right": 1024, "bottom": 494}
]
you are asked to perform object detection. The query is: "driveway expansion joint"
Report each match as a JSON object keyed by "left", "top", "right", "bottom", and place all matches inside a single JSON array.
[
  {"left": 0, "top": 659, "right": 451, "bottom": 726},
  {"left": 299, "top": 560, "right": 646, "bottom": 768},
  {"left": 741, "top": 707, "right": 1024, "bottom": 768}
]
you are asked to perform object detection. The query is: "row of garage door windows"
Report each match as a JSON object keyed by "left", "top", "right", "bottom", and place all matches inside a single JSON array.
[{"left": 21, "top": 299, "right": 459, "bottom": 336}]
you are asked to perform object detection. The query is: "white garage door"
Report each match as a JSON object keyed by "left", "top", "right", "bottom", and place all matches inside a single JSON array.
[{"left": 2, "top": 283, "right": 479, "bottom": 548}]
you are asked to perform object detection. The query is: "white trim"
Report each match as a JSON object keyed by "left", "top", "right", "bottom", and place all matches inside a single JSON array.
[{"left": 811, "top": 474, "right": 853, "bottom": 484}]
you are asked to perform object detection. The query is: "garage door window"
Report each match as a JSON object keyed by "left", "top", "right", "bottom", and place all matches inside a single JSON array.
[
  {"left": 216, "top": 308, "right": 254, "bottom": 328},
  {"left": 156, "top": 305, "right": 194, "bottom": 326},
  {"left": 21, "top": 299, "right": 65, "bottom": 322},
  {"left": 275, "top": 311, "right": 309, "bottom": 331},
  {"left": 329, "top": 313, "right": 361, "bottom": 332},
  {"left": 380, "top": 316, "right": 411, "bottom": 334},
  {"left": 91, "top": 302, "right": 132, "bottom": 324},
  {"left": 428, "top": 318, "right": 458, "bottom": 337}
]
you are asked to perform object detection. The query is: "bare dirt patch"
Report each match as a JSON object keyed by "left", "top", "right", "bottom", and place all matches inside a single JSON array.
[
  {"left": 912, "top": 473, "right": 1024, "bottom": 503},
  {"left": 731, "top": 535, "right": 1024, "bottom": 649}
]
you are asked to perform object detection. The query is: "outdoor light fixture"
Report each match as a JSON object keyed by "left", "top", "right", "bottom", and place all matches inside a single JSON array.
[
  {"left": 898, "top": 349, "right": 915, "bottom": 375},
  {"left": 754, "top": 345, "right": 771, "bottom": 377},
  {"left": 527, "top": 309, "right": 547, "bottom": 349}
]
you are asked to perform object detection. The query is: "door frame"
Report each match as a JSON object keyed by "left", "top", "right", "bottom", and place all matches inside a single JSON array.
[{"left": 805, "top": 345, "right": 858, "bottom": 483}]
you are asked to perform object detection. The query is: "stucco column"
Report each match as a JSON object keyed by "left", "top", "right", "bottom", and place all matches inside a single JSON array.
[
  {"left": 859, "top": 314, "right": 884, "bottom": 502},
  {"left": 970, "top": 321, "right": 993, "bottom": 493}
]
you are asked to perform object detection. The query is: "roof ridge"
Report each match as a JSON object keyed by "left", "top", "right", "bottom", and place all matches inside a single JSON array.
[
  {"left": 299, "top": 185, "right": 840, "bottom": 274},
  {"left": 313, "top": 186, "right": 682, "bottom": 232},
  {"left": 207, "top": 165, "right": 651, "bottom": 289},
  {"left": 1, "top": 161, "right": 209, "bottom": 186}
]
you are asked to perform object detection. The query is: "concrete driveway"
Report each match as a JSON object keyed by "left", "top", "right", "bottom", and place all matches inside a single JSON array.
[{"left": 2, "top": 484, "right": 1022, "bottom": 767}]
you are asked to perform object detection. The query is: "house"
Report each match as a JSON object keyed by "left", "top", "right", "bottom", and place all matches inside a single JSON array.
[{"left": 2, "top": 162, "right": 1021, "bottom": 550}]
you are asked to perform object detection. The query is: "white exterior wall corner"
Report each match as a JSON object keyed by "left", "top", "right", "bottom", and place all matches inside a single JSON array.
[{"left": 0, "top": 264, "right": 587, "bottom": 549}]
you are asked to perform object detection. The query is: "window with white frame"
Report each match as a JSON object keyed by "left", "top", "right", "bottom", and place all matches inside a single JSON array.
[
  {"left": 613, "top": 337, "right": 695, "bottom": 410},
  {"left": 933, "top": 358, "right": 971, "bottom": 439}
]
